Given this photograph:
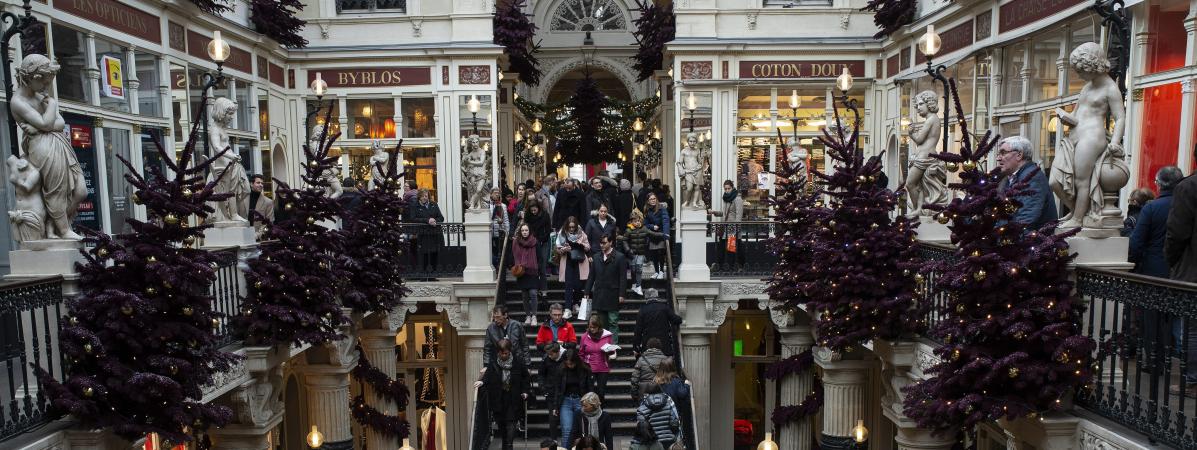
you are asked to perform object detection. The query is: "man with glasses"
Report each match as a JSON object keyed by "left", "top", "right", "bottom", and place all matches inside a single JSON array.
[
  {"left": 536, "top": 303, "right": 579, "bottom": 352},
  {"left": 996, "top": 136, "right": 1058, "bottom": 230}
]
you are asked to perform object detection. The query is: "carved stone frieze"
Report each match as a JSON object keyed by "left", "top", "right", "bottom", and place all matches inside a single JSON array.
[
  {"left": 436, "top": 301, "right": 468, "bottom": 328},
  {"left": 407, "top": 283, "right": 453, "bottom": 298},
  {"left": 388, "top": 302, "right": 421, "bottom": 330},
  {"left": 709, "top": 298, "right": 738, "bottom": 327},
  {"left": 201, "top": 357, "right": 249, "bottom": 403},
  {"left": 230, "top": 368, "right": 285, "bottom": 427}
]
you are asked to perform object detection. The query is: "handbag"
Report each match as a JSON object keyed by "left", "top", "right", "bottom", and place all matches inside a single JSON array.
[
  {"left": 510, "top": 264, "right": 525, "bottom": 277},
  {"left": 578, "top": 297, "right": 591, "bottom": 320},
  {"left": 726, "top": 235, "right": 738, "bottom": 253},
  {"left": 569, "top": 248, "right": 586, "bottom": 262}
]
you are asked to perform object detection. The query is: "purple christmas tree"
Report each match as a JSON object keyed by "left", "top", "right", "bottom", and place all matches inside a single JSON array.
[
  {"left": 235, "top": 112, "right": 349, "bottom": 347},
  {"left": 861, "top": 0, "right": 917, "bottom": 39},
  {"left": 632, "top": 0, "right": 675, "bottom": 81},
  {"left": 493, "top": 0, "right": 542, "bottom": 86},
  {"left": 800, "top": 104, "right": 921, "bottom": 351},
  {"left": 342, "top": 142, "right": 409, "bottom": 314},
  {"left": 36, "top": 93, "right": 239, "bottom": 443},
  {"left": 249, "top": 0, "right": 308, "bottom": 48},
  {"left": 766, "top": 131, "right": 824, "bottom": 312},
  {"left": 902, "top": 81, "right": 1095, "bottom": 432}
]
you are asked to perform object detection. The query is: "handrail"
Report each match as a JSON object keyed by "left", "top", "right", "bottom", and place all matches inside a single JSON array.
[
  {"left": 467, "top": 384, "right": 485, "bottom": 450},
  {"left": 684, "top": 379, "right": 699, "bottom": 450},
  {"left": 493, "top": 227, "right": 511, "bottom": 306},
  {"left": 664, "top": 235, "right": 682, "bottom": 372}
]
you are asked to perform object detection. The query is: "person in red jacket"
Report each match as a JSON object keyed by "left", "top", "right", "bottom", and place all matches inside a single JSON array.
[{"left": 536, "top": 303, "right": 578, "bottom": 351}]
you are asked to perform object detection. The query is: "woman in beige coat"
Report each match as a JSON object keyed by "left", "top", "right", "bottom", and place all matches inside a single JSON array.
[{"left": 556, "top": 216, "right": 590, "bottom": 318}]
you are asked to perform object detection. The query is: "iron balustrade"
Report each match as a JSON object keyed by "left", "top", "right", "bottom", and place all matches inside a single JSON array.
[
  {"left": 916, "top": 242, "right": 957, "bottom": 341},
  {"left": 208, "top": 247, "right": 242, "bottom": 348},
  {"left": 336, "top": 0, "right": 406, "bottom": 12},
  {"left": 0, "top": 276, "right": 65, "bottom": 443},
  {"left": 1075, "top": 267, "right": 1197, "bottom": 450},
  {"left": 399, "top": 223, "right": 467, "bottom": 280},
  {"left": 707, "top": 221, "right": 776, "bottom": 277}
]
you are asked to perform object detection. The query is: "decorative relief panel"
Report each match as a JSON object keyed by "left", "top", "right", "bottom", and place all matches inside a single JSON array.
[
  {"left": 459, "top": 65, "right": 491, "bottom": 85},
  {"left": 680, "top": 61, "right": 713, "bottom": 80}
]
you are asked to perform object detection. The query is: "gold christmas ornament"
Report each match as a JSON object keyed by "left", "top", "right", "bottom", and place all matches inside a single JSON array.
[
  {"left": 182, "top": 187, "right": 193, "bottom": 197},
  {"left": 121, "top": 305, "right": 134, "bottom": 315},
  {"left": 973, "top": 269, "right": 987, "bottom": 281},
  {"left": 83, "top": 343, "right": 94, "bottom": 354},
  {"left": 69, "top": 316, "right": 79, "bottom": 326},
  {"left": 132, "top": 192, "right": 142, "bottom": 204},
  {"left": 1008, "top": 367, "right": 1019, "bottom": 378},
  {"left": 83, "top": 387, "right": 94, "bottom": 397},
  {"left": 945, "top": 161, "right": 959, "bottom": 172},
  {"left": 306, "top": 216, "right": 316, "bottom": 224},
  {"left": 183, "top": 236, "right": 196, "bottom": 246},
  {"left": 146, "top": 287, "right": 158, "bottom": 295},
  {"left": 169, "top": 365, "right": 178, "bottom": 375},
  {"left": 164, "top": 214, "right": 179, "bottom": 225},
  {"left": 212, "top": 318, "right": 220, "bottom": 328},
  {"left": 182, "top": 306, "right": 193, "bottom": 316},
  {"left": 147, "top": 255, "right": 157, "bottom": 263},
  {"left": 955, "top": 303, "right": 965, "bottom": 313},
  {"left": 951, "top": 349, "right": 961, "bottom": 361},
  {"left": 962, "top": 160, "right": 977, "bottom": 171},
  {"left": 97, "top": 248, "right": 109, "bottom": 258},
  {"left": 935, "top": 213, "right": 949, "bottom": 224},
  {"left": 914, "top": 273, "right": 925, "bottom": 283},
  {"left": 284, "top": 203, "right": 294, "bottom": 211},
  {"left": 254, "top": 281, "right": 263, "bottom": 289},
  {"left": 870, "top": 223, "right": 879, "bottom": 229}
]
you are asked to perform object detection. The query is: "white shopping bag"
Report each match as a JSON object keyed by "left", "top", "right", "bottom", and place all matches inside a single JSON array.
[{"left": 577, "top": 297, "right": 591, "bottom": 320}]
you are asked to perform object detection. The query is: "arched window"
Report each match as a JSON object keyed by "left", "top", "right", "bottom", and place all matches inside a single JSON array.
[{"left": 550, "top": 0, "right": 627, "bottom": 31}]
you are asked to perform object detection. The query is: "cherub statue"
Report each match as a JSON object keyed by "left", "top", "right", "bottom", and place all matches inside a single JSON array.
[
  {"left": 7, "top": 155, "right": 45, "bottom": 243},
  {"left": 676, "top": 132, "right": 706, "bottom": 208},
  {"left": 461, "top": 135, "right": 490, "bottom": 208},
  {"left": 1050, "top": 42, "right": 1129, "bottom": 229},
  {"left": 309, "top": 123, "right": 343, "bottom": 199},
  {"left": 208, "top": 97, "right": 251, "bottom": 222},
  {"left": 369, "top": 140, "right": 391, "bottom": 189},
  {"left": 905, "top": 90, "right": 950, "bottom": 216}
]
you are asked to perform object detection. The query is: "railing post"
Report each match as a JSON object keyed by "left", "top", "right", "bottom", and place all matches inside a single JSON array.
[
  {"left": 677, "top": 207, "right": 711, "bottom": 282},
  {"left": 463, "top": 209, "right": 494, "bottom": 283}
]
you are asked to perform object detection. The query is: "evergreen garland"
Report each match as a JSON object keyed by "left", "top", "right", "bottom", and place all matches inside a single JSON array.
[
  {"left": 350, "top": 345, "right": 410, "bottom": 440},
  {"left": 249, "top": 0, "right": 308, "bottom": 48},
  {"left": 514, "top": 95, "right": 660, "bottom": 165},
  {"left": 764, "top": 350, "right": 823, "bottom": 427},
  {"left": 235, "top": 108, "right": 349, "bottom": 347},
  {"left": 632, "top": 0, "right": 676, "bottom": 81},
  {"left": 901, "top": 80, "right": 1095, "bottom": 432},
  {"left": 861, "top": 0, "right": 917, "bottom": 39},
  {"left": 802, "top": 102, "right": 922, "bottom": 351},
  {"left": 342, "top": 143, "right": 409, "bottom": 314},
  {"left": 493, "top": 0, "right": 542, "bottom": 86},
  {"left": 351, "top": 345, "right": 411, "bottom": 406},
  {"left": 36, "top": 90, "right": 238, "bottom": 443}
]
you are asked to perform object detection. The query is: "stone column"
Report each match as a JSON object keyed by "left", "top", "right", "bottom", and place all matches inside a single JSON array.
[
  {"left": 676, "top": 207, "right": 711, "bottom": 281},
  {"left": 893, "top": 426, "right": 956, "bottom": 450},
  {"left": 360, "top": 329, "right": 399, "bottom": 450},
  {"left": 778, "top": 328, "right": 814, "bottom": 450},
  {"left": 303, "top": 365, "right": 355, "bottom": 450},
  {"left": 681, "top": 332, "right": 712, "bottom": 448},
  {"left": 816, "top": 351, "right": 870, "bottom": 450},
  {"left": 462, "top": 209, "right": 493, "bottom": 282}
]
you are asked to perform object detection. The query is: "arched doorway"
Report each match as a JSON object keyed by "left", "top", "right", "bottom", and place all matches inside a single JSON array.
[
  {"left": 542, "top": 66, "right": 635, "bottom": 178},
  {"left": 282, "top": 374, "right": 302, "bottom": 450},
  {"left": 271, "top": 143, "right": 289, "bottom": 187}
]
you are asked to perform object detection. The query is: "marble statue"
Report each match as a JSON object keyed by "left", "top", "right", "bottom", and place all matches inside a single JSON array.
[
  {"left": 309, "top": 123, "right": 343, "bottom": 199},
  {"left": 1051, "top": 42, "right": 1129, "bottom": 230},
  {"left": 207, "top": 97, "right": 251, "bottom": 222},
  {"left": 461, "top": 134, "right": 490, "bottom": 209},
  {"left": 905, "top": 90, "right": 950, "bottom": 216},
  {"left": 369, "top": 140, "right": 391, "bottom": 189},
  {"left": 784, "top": 137, "right": 808, "bottom": 186},
  {"left": 7, "top": 156, "right": 45, "bottom": 243},
  {"left": 676, "top": 132, "right": 707, "bottom": 208},
  {"left": 10, "top": 54, "right": 86, "bottom": 240}
]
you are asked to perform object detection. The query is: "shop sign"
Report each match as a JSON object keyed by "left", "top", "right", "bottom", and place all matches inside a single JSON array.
[
  {"left": 999, "top": 0, "right": 1084, "bottom": 33},
  {"left": 100, "top": 55, "right": 124, "bottom": 99},
  {"left": 916, "top": 20, "right": 973, "bottom": 64},
  {"left": 54, "top": 0, "right": 160, "bottom": 44},
  {"left": 68, "top": 123, "right": 102, "bottom": 232},
  {"left": 308, "top": 67, "right": 432, "bottom": 88},
  {"left": 738, "top": 60, "right": 866, "bottom": 79}
]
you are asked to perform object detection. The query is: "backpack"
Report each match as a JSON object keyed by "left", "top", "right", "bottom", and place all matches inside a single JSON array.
[{"left": 636, "top": 415, "right": 658, "bottom": 443}]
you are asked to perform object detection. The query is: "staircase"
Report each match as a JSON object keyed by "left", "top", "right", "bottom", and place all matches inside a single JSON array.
[{"left": 500, "top": 276, "right": 675, "bottom": 440}]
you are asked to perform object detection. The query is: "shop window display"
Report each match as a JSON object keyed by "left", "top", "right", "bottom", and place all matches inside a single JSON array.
[
  {"left": 395, "top": 316, "right": 451, "bottom": 450},
  {"left": 135, "top": 52, "right": 162, "bottom": 117},
  {"left": 405, "top": 146, "right": 439, "bottom": 201},
  {"left": 51, "top": 25, "right": 91, "bottom": 105},
  {"left": 307, "top": 99, "right": 341, "bottom": 136},
  {"left": 1140, "top": 83, "right": 1182, "bottom": 191},
  {"left": 403, "top": 97, "right": 437, "bottom": 138},
  {"left": 1146, "top": 0, "right": 1188, "bottom": 75},
  {"left": 349, "top": 98, "right": 396, "bottom": 140},
  {"left": 104, "top": 128, "right": 133, "bottom": 233}
]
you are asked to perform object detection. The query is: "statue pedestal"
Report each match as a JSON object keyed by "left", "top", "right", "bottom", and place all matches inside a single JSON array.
[
  {"left": 1065, "top": 228, "right": 1132, "bottom": 270},
  {"left": 8, "top": 239, "right": 84, "bottom": 279},
  {"left": 915, "top": 216, "right": 951, "bottom": 243},
  {"left": 677, "top": 207, "right": 711, "bottom": 282},
  {"left": 203, "top": 220, "right": 256, "bottom": 248},
  {"left": 462, "top": 208, "right": 493, "bottom": 283}
]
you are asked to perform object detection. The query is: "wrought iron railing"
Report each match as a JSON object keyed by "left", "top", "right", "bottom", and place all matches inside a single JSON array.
[
  {"left": 917, "top": 242, "right": 956, "bottom": 340},
  {"left": 209, "top": 247, "right": 242, "bottom": 348},
  {"left": 1075, "top": 267, "right": 1197, "bottom": 450},
  {"left": 707, "top": 221, "right": 776, "bottom": 277},
  {"left": 0, "top": 276, "right": 65, "bottom": 443},
  {"left": 400, "top": 223, "right": 466, "bottom": 280},
  {"left": 336, "top": 0, "right": 406, "bottom": 12}
]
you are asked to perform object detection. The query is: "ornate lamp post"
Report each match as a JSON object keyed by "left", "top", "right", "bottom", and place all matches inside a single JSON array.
[
  {"left": 467, "top": 94, "right": 481, "bottom": 134},
  {"left": 918, "top": 25, "right": 951, "bottom": 154},
  {"left": 788, "top": 89, "right": 802, "bottom": 142},
  {"left": 2, "top": 0, "right": 37, "bottom": 157},
  {"left": 851, "top": 419, "right": 870, "bottom": 450},
  {"left": 201, "top": 30, "right": 230, "bottom": 156},
  {"left": 686, "top": 91, "right": 697, "bottom": 133},
  {"left": 305, "top": 72, "right": 328, "bottom": 145}
]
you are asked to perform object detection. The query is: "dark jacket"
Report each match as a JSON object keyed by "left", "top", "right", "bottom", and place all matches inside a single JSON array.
[
  {"left": 644, "top": 204, "right": 671, "bottom": 239},
  {"left": 338, "top": 190, "right": 363, "bottom": 216},
  {"left": 1167, "top": 175, "right": 1197, "bottom": 282},
  {"left": 585, "top": 188, "right": 615, "bottom": 220},
  {"left": 622, "top": 224, "right": 657, "bottom": 256},
  {"left": 539, "top": 355, "right": 564, "bottom": 412},
  {"left": 631, "top": 348, "right": 668, "bottom": 399},
  {"left": 1130, "top": 191, "right": 1173, "bottom": 278},
  {"left": 634, "top": 298, "right": 683, "bottom": 355},
  {"left": 558, "top": 366, "right": 594, "bottom": 408},
  {"left": 525, "top": 208, "right": 552, "bottom": 243},
  {"left": 481, "top": 357, "right": 532, "bottom": 422},
  {"left": 583, "top": 217, "right": 617, "bottom": 253},
  {"left": 1002, "top": 162, "right": 1058, "bottom": 231},
  {"left": 616, "top": 189, "right": 636, "bottom": 229},
  {"left": 661, "top": 377, "right": 694, "bottom": 449},
  {"left": 484, "top": 320, "right": 529, "bottom": 366},
  {"left": 634, "top": 393, "right": 680, "bottom": 445},
  {"left": 553, "top": 188, "right": 587, "bottom": 230},
  {"left": 569, "top": 409, "right": 614, "bottom": 450},
  {"left": 585, "top": 250, "right": 628, "bottom": 312},
  {"left": 407, "top": 200, "right": 445, "bottom": 252}
]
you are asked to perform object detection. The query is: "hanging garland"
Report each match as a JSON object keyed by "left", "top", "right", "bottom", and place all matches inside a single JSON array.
[
  {"left": 350, "top": 344, "right": 411, "bottom": 439},
  {"left": 515, "top": 92, "right": 660, "bottom": 165},
  {"left": 634, "top": 138, "right": 663, "bottom": 169},
  {"left": 763, "top": 349, "right": 824, "bottom": 427},
  {"left": 493, "top": 0, "right": 542, "bottom": 86},
  {"left": 249, "top": 0, "right": 308, "bottom": 48},
  {"left": 861, "top": 0, "right": 917, "bottom": 39},
  {"left": 632, "top": 0, "right": 676, "bottom": 81}
]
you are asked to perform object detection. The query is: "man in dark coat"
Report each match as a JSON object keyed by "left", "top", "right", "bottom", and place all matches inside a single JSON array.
[
  {"left": 553, "top": 178, "right": 587, "bottom": 230},
  {"left": 1131, "top": 166, "right": 1183, "bottom": 384},
  {"left": 615, "top": 179, "right": 636, "bottom": 230},
  {"left": 996, "top": 136, "right": 1058, "bottom": 231},
  {"left": 633, "top": 288, "right": 684, "bottom": 357},
  {"left": 475, "top": 338, "right": 531, "bottom": 450},
  {"left": 484, "top": 305, "right": 529, "bottom": 367},
  {"left": 1167, "top": 146, "right": 1197, "bottom": 397},
  {"left": 585, "top": 234, "right": 628, "bottom": 344}
]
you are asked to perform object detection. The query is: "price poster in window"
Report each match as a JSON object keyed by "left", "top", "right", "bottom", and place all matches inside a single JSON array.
[{"left": 100, "top": 55, "right": 124, "bottom": 99}]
